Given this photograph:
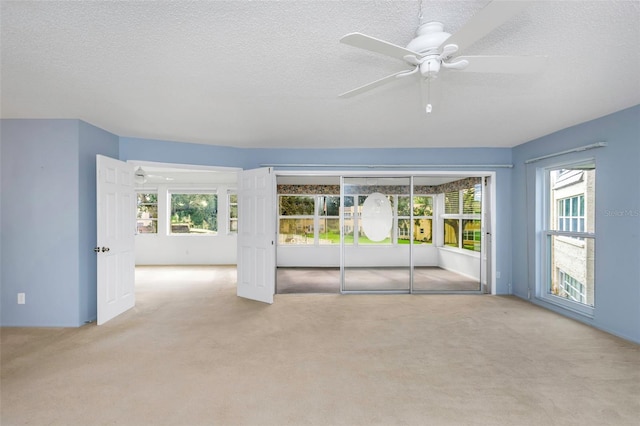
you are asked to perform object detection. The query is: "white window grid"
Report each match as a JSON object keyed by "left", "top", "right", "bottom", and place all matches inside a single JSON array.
[
  {"left": 558, "top": 195, "right": 585, "bottom": 233},
  {"left": 228, "top": 191, "right": 238, "bottom": 234},
  {"left": 136, "top": 192, "right": 158, "bottom": 234},
  {"left": 441, "top": 188, "right": 482, "bottom": 252},
  {"left": 558, "top": 270, "right": 587, "bottom": 304}
]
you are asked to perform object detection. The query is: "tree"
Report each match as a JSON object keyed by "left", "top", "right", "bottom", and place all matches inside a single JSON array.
[
  {"left": 171, "top": 194, "right": 217, "bottom": 231},
  {"left": 279, "top": 196, "right": 314, "bottom": 215}
]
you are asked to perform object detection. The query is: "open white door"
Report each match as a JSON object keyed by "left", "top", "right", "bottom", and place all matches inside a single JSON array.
[
  {"left": 481, "top": 176, "right": 493, "bottom": 294},
  {"left": 96, "top": 155, "right": 136, "bottom": 324},
  {"left": 237, "top": 167, "right": 276, "bottom": 304}
]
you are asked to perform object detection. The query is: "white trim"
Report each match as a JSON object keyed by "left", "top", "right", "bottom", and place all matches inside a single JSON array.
[
  {"left": 263, "top": 163, "right": 513, "bottom": 168},
  {"left": 127, "top": 160, "right": 241, "bottom": 173},
  {"left": 438, "top": 246, "right": 481, "bottom": 258},
  {"left": 168, "top": 188, "right": 218, "bottom": 194}
]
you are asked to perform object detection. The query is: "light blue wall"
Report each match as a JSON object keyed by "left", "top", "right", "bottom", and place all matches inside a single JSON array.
[
  {"left": 512, "top": 105, "right": 640, "bottom": 343},
  {"left": 244, "top": 147, "right": 510, "bottom": 170},
  {"left": 121, "top": 140, "right": 514, "bottom": 294},
  {"left": 0, "top": 119, "right": 118, "bottom": 327},
  {"left": 1, "top": 120, "right": 81, "bottom": 326},
  {"left": 3, "top": 109, "right": 637, "bottom": 340}
]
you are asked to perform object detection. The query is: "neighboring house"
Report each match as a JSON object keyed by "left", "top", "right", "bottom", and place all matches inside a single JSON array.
[{"left": 549, "top": 169, "right": 596, "bottom": 306}]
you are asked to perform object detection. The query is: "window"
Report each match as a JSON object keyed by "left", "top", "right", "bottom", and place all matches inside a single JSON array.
[
  {"left": 137, "top": 193, "right": 158, "bottom": 234},
  {"left": 357, "top": 194, "right": 392, "bottom": 244},
  {"left": 557, "top": 270, "right": 587, "bottom": 304},
  {"left": 228, "top": 192, "right": 238, "bottom": 233},
  {"left": 342, "top": 196, "right": 355, "bottom": 244},
  {"left": 558, "top": 195, "right": 585, "bottom": 232},
  {"left": 444, "top": 218, "right": 459, "bottom": 247},
  {"left": 462, "top": 219, "right": 481, "bottom": 251},
  {"left": 279, "top": 195, "right": 315, "bottom": 244},
  {"left": 542, "top": 163, "right": 595, "bottom": 310},
  {"left": 463, "top": 185, "right": 482, "bottom": 214},
  {"left": 318, "top": 195, "right": 340, "bottom": 244},
  {"left": 398, "top": 195, "right": 433, "bottom": 245},
  {"left": 444, "top": 190, "right": 459, "bottom": 214},
  {"left": 170, "top": 193, "right": 217, "bottom": 234},
  {"left": 278, "top": 191, "right": 436, "bottom": 247},
  {"left": 442, "top": 185, "right": 482, "bottom": 252}
]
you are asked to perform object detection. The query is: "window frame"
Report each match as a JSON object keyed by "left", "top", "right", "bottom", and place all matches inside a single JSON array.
[
  {"left": 557, "top": 194, "right": 585, "bottom": 233},
  {"left": 354, "top": 194, "right": 395, "bottom": 245},
  {"left": 317, "top": 195, "right": 341, "bottom": 245},
  {"left": 168, "top": 190, "right": 219, "bottom": 236},
  {"left": 558, "top": 270, "right": 587, "bottom": 304},
  {"left": 399, "top": 194, "right": 434, "bottom": 245},
  {"left": 136, "top": 191, "right": 159, "bottom": 235},
  {"left": 538, "top": 160, "right": 596, "bottom": 316},
  {"left": 278, "top": 192, "right": 437, "bottom": 247},
  {"left": 227, "top": 190, "right": 238, "bottom": 234},
  {"left": 440, "top": 186, "right": 482, "bottom": 253},
  {"left": 278, "top": 194, "right": 318, "bottom": 245}
]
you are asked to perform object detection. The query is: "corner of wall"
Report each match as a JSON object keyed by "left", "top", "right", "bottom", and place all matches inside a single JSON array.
[
  {"left": 510, "top": 105, "right": 640, "bottom": 343},
  {"left": 78, "top": 121, "right": 120, "bottom": 324}
]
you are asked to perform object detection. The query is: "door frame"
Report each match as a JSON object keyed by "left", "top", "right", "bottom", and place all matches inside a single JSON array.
[{"left": 275, "top": 170, "right": 497, "bottom": 295}]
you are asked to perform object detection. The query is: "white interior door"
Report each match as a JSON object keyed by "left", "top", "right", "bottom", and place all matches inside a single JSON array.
[
  {"left": 237, "top": 167, "right": 276, "bottom": 303},
  {"left": 482, "top": 176, "right": 492, "bottom": 294},
  {"left": 96, "top": 155, "right": 136, "bottom": 324}
]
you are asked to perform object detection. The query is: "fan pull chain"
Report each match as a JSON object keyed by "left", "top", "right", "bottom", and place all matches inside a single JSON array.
[{"left": 426, "top": 62, "right": 433, "bottom": 114}]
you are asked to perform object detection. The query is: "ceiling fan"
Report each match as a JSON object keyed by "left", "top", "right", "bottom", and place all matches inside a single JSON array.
[
  {"left": 134, "top": 167, "right": 174, "bottom": 184},
  {"left": 339, "top": 0, "right": 546, "bottom": 113}
]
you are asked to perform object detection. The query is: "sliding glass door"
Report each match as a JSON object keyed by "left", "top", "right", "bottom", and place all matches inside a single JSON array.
[
  {"left": 274, "top": 172, "right": 490, "bottom": 295},
  {"left": 341, "top": 176, "right": 411, "bottom": 292},
  {"left": 411, "top": 176, "right": 482, "bottom": 292}
]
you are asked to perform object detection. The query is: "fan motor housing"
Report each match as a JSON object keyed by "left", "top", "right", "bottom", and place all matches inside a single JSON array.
[{"left": 406, "top": 22, "right": 451, "bottom": 54}]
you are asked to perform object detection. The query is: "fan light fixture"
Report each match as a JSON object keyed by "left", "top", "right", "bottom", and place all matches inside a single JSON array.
[
  {"left": 134, "top": 167, "right": 147, "bottom": 184},
  {"left": 339, "top": 1, "right": 547, "bottom": 114}
]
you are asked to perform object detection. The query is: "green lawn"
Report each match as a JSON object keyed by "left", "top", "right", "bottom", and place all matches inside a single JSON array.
[{"left": 316, "top": 231, "right": 430, "bottom": 245}]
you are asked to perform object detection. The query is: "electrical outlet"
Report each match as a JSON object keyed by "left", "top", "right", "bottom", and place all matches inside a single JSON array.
[{"left": 17, "top": 293, "right": 26, "bottom": 304}]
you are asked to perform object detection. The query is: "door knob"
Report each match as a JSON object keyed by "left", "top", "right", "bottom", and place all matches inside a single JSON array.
[
  {"left": 93, "top": 247, "right": 100, "bottom": 253},
  {"left": 101, "top": 247, "right": 110, "bottom": 252}
]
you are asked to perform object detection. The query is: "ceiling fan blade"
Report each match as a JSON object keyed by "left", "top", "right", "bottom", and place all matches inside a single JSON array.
[
  {"left": 442, "top": 1, "right": 533, "bottom": 54},
  {"left": 454, "top": 55, "right": 547, "bottom": 73},
  {"left": 341, "top": 33, "right": 422, "bottom": 61},
  {"left": 339, "top": 69, "right": 415, "bottom": 98},
  {"left": 147, "top": 174, "right": 174, "bottom": 181}
]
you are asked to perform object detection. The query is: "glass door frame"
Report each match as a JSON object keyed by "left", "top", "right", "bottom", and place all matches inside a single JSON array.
[
  {"left": 274, "top": 170, "right": 496, "bottom": 295},
  {"left": 339, "top": 175, "right": 414, "bottom": 294}
]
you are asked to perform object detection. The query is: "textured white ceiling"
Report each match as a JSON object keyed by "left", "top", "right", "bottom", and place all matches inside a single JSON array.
[{"left": 1, "top": 1, "right": 639, "bottom": 149}]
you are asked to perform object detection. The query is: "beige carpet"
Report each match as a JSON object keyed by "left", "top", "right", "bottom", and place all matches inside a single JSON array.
[
  {"left": 2, "top": 266, "right": 639, "bottom": 426},
  {"left": 276, "top": 267, "right": 479, "bottom": 294}
]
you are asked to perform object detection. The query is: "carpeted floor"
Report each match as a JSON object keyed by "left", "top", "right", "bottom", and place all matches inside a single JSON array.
[
  {"left": 2, "top": 265, "right": 639, "bottom": 425},
  {"left": 276, "top": 267, "right": 479, "bottom": 293}
]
